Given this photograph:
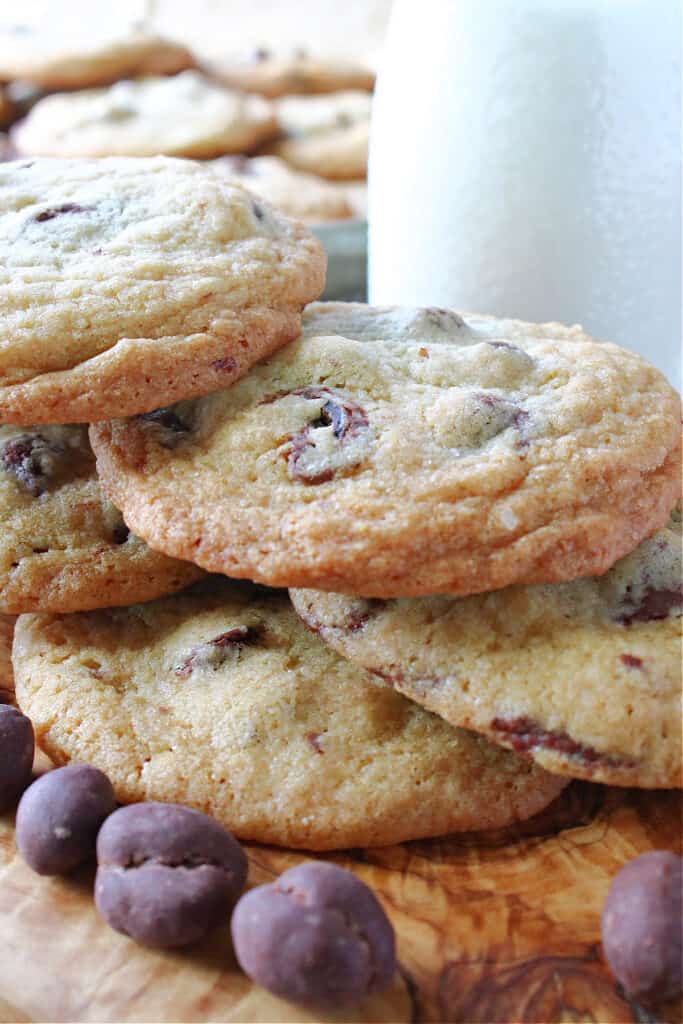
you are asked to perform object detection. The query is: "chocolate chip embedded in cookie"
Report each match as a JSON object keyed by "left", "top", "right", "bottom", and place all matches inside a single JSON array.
[
  {"left": 12, "top": 579, "right": 567, "bottom": 850},
  {"left": 12, "top": 72, "right": 278, "bottom": 159},
  {"left": 0, "top": 423, "right": 202, "bottom": 614},
  {"left": 0, "top": 158, "right": 325, "bottom": 424},
  {"left": 210, "top": 156, "right": 354, "bottom": 223},
  {"left": 264, "top": 91, "right": 371, "bottom": 180},
  {"left": 206, "top": 48, "right": 375, "bottom": 99},
  {"left": 90, "top": 302, "right": 680, "bottom": 599},
  {"left": 290, "top": 514, "right": 682, "bottom": 788}
]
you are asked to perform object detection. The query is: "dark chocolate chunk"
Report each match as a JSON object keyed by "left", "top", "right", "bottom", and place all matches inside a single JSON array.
[
  {"left": 34, "top": 203, "right": 89, "bottom": 223},
  {"left": 231, "top": 861, "right": 396, "bottom": 1009},
  {"left": 95, "top": 802, "right": 247, "bottom": 948},
  {"left": 286, "top": 387, "right": 370, "bottom": 485},
  {"left": 0, "top": 706, "right": 34, "bottom": 812},
  {"left": 0, "top": 433, "right": 66, "bottom": 496},
  {"left": 490, "top": 716, "right": 628, "bottom": 768},
  {"left": 619, "top": 654, "right": 644, "bottom": 669},
  {"left": 616, "top": 586, "right": 683, "bottom": 626},
  {"left": 16, "top": 764, "right": 116, "bottom": 875},
  {"left": 174, "top": 625, "right": 262, "bottom": 678},
  {"left": 602, "top": 851, "right": 682, "bottom": 1003},
  {"left": 139, "top": 407, "right": 192, "bottom": 448}
]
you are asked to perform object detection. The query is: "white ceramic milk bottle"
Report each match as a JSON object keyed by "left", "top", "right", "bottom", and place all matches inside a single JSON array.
[{"left": 368, "top": 0, "right": 681, "bottom": 386}]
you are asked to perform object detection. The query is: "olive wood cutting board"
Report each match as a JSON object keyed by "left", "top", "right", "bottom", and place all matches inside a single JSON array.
[{"left": 0, "top": 761, "right": 681, "bottom": 1024}]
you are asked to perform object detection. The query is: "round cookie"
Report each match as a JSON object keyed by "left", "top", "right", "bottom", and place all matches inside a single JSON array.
[
  {"left": 12, "top": 72, "right": 278, "bottom": 159},
  {"left": 265, "top": 91, "right": 370, "bottom": 180},
  {"left": 0, "top": 157, "right": 325, "bottom": 424},
  {"left": 13, "top": 580, "right": 567, "bottom": 849},
  {"left": 0, "top": 19, "right": 192, "bottom": 89},
  {"left": 0, "top": 614, "right": 16, "bottom": 703},
  {"left": 210, "top": 156, "right": 354, "bottom": 223},
  {"left": 290, "top": 516, "right": 683, "bottom": 789},
  {"left": 90, "top": 303, "right": 681, "bottom": 599},
  {"left": 0, "top": 423, "right": 202, "bottom": 614},
  {"left": 206, "top": 47, "right": 375, "bottom": 98}
]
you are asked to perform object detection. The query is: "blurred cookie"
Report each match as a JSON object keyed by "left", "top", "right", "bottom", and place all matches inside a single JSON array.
[
  {"left": 12, "top": 71, "right": 278, "bottom": 159},
  {"left": 13, "top": 580, "right": 567, "bottom": 850},
  {"left": 291, "top": 515, "right": 683, "bottom": 789},
  {"left": 266, "top": 91, "right": 370, "bottom": 180},
  {"left": 0, "top": 18, "right": 192, "bottom": 89},
  {"left": 0, "top": 614, "right": 15, "bottom": 702},
  {"left": 0, "top": 424, "right": 202, "bottom": 613},
  {"left": 211, "top": 155, "right": 353, "bottom": 222},
  {"left": 0, "top": 157, "right": 324, "bottom": 424},
  {"left": 90, "top": 303, "right": 680, "bottom": 598},
  {"left": 0, "top": 86, "right": 14, "bottom": 129},
  {"left": 207, "top": 46, "right": 374, "bottom": 98}
]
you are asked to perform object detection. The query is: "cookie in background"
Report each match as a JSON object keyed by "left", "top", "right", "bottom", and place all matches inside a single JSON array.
[
  {"left": 264, "top": 90, "right": 370, "bottom": 180},
  {"left": 11, "top": 71, "right": 278, "bottom": 159}
]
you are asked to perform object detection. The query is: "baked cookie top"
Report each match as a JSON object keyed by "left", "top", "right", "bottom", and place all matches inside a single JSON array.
[
  {"left": 291, "top": 515, "right": 683, "bottom": 789},
  {"left": 13, "top": 580, "right": 566, "bottom": 850},
  {"left": 266, "top": 91, "right": 370, "bottom": 180},
  {"left": 90, "top": 302, "right": 681, "bottom": 598},
  {"left": 12, "top": 71, "right": 278, "bottom": 159},
  {"left": 0, "top": 614, "right": 15, "bottom": 703},
  {"left": 206, "top": 47, "right": 375, "bottom": 98},
  {"left": 0, "top": 423, "right": 201, "bottom": 614},
  {"left": 0, "top": 157, "right": 325, "bottom": 423},
  {"left": 210, "top": 155, "right": 354, "bottom": 223},
  {"left": 0, "top": 18, "right": 192, "bottom": 89}
]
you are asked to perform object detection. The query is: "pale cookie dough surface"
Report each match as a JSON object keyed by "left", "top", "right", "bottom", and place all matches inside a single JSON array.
[
  {"left": 13, "top": 580, "right": 567, "bottom": 850},
  {"left": 0, "top": 424, "right": 202, "bottom": 614},
  {"left": 0, "top": 19, "right": 192, "bottom": 89},
  {"left": 265, "top": 91, "right": 370, "bottom": 180},
  {"left": 210, "top": 155, "right": 354, "bottom": 223},
  {"left": 0, "top": 157, "right": 325, "bottom": 424},
  {"left": 0, "top": 613, "right": 15, "bottom": 702},
  {"left": 207, "top": 47, "right": 375, "bottom": 98},
  {"left": 90, "top": 303, "right": 681, "bottom": 599},
  {"left": 291, "top": 516, "right": 683, "bottom": 789},
  {"left": 12, "top": 72, "right": 278, "bottom": 159}
]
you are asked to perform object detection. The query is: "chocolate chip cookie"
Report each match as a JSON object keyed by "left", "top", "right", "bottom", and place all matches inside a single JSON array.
[
  {"left": 265, "top": 91, "right": 370, "bottom": 180},
  {"left": 0, "top": 19, "right": 192, "bottom": 89},
  {"left": 211, "top": 156, "right": 354, "bottom": 223},
  {"left": 0, "top": 158, "right": 325, "bottom": 424},
  {"left": 12, "top": 72, "right": 278, "bottom": 159},
  {"left": 207, "top": 47, "right": 374, "bottom": 98},
  {"left": 291, "top": 514, "right": 682, "bottom": 788},
  {"left": 0, "top": 614, "right": 15, "bottom": 702},
  {"left": 0, "top": 424, "right": 201, "bottom": 613},
  {"left": 90, "top": 303, "right": 681, "bottom": 598},
  {"left": 13, "top": 580, "right": 566, "bottom": 849}
]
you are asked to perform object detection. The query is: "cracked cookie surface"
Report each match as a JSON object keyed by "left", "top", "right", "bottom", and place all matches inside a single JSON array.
[
  {"left": 12, "top": 579, "right": 566, "bottom": 850},
  {"left": 0, "top": 157, "right": 325, "bottom": 424},
  {"left": 12, "top": 72, "right": 278, "bottom": 159},
  {"left": 290, "top": 514, "right": 683, "bottom": 788},
  {"left": 0, "top": 423, "right": 201, "bottom": 614},
  {"left": 90, "top": 302, "right": 680, "bottom": 598}
]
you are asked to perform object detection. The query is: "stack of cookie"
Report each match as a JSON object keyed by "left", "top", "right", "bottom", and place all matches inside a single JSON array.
[
  {"left": 3, "top": 156, "right": 681, "bottom": 853},
  {"left": 0, "top": 17, "right": 372, "bottom": 224}
]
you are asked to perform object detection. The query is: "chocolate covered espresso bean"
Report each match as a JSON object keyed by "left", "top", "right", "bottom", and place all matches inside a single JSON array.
[
  {"left": 231, "top": 861, "right": 396, "bottom": 1009},
  {"left": 0, "top": 705, "right": 33, "bottom": 811},
  {"left": 602, "top": 851, "right": 682, "bottom": 1003},
  {"left": 16, "top": 763, "right": 115, "bottom": 874},
  {"left": 95, "top": 802, "right": 247, "bottom": 948}
]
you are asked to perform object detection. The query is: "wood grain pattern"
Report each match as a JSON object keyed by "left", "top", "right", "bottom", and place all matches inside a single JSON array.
[{"left": 0, "top": 776, "right": 680, "bottom": 1024}]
